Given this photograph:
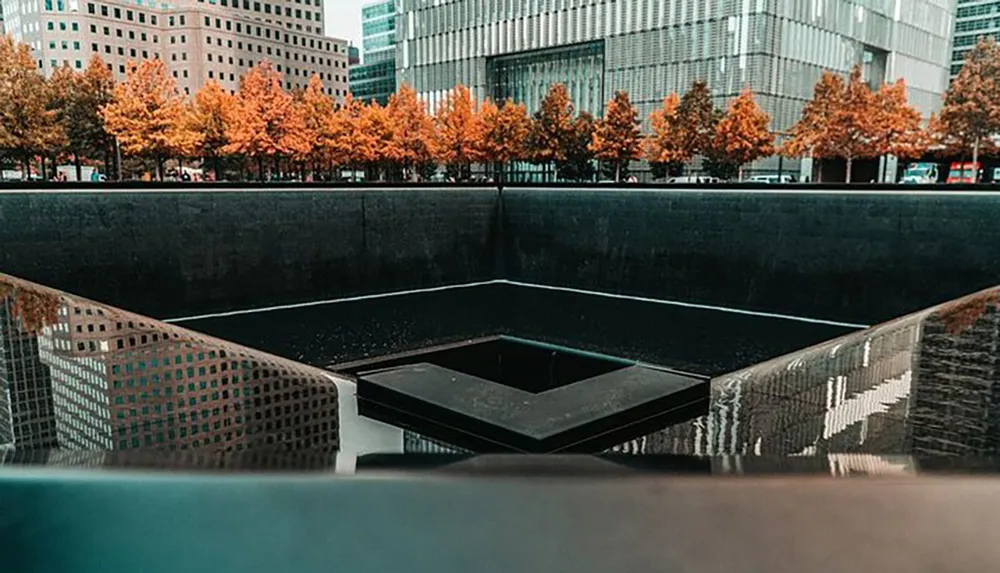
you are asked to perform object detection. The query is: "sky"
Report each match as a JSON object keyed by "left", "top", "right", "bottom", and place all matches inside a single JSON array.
[{"left": 325, "top": 0, "right": 364, "bottom": 46}]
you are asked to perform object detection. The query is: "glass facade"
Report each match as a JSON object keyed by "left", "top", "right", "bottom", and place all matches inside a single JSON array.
[
  {"left": 487, "top": 41, "right": 605, "bottom": 116},
  {"left": 399, "top": 0, "right": 954, "bottom": 131},
  {"left": 953, "top": 0, "right": 999, "bottom": 76},
  {"left": 350, "top": 0, "right": 396, "bottom": 105}
]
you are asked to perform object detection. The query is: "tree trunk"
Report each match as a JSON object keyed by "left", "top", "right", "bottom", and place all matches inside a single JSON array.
[
  {"left": 738, "top": 165, "right": 744, "bottom": 182},
  {"left": 40, "top": 158, "right": 47, "bottom": 181},
  {"left": 973, "top": 140, "right": 981, "bottom": 183},
  {"left": 846, "top": 156, "right": 853, "bottom": 184},
  {"left": 257, "top": 156, "right": 265, "bottom": 181},
  {"left": 74, "top": 153, "right": 82, "bottom": 182},
  {"left": 817, "top": 159, "right": 824, "bottom": 183},
  {"left": 615, "top": 162, "right": 621, "bottom": 183},
  {"left": 214, "top": 155, "right": 221, "bottom": 182}
]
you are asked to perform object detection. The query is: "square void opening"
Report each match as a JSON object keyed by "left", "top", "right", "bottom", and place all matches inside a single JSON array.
[{"left": 333, "top": 336, "right": 632, "bottom": 394}]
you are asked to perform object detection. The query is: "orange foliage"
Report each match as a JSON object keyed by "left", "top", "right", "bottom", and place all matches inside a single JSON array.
[
  {"left": 435, "top": 84, "right": 482, "bottom": 176},
  {"left": 225, "top": 61, "right": 310, "bottom": 161},
  {"left": 102, "top": 59, "right": 198, "bottom": 167},
  {"left": 870, "top": 80, "right": 928, "bottom": 161},
  {"left": 190, "top": 80, "right": 234, "bottom": 160},
  {"left": 645, "top": 92, "right": 689, "bottom": 166},
  {"left": 528, "top": 83, "right": 575, "bottom": 166},
  {"left": 936, "top": 37, "right": 1000, "bottom": 164},
  {"left": 0, "top": 36, "right": 66, "bottom": 161},
  {"left": 298, "top": 74, "right": 335, "bottom": 165},
  {"left": 478, "top": 98, "right": 531, "bottom": 170},
  {"left": 326, "top": 93, "right": 367, "bottom": 171},
  {"left": 387, "top": 84, "right": 436, "bottom": 178},
  {"left": 590, "top": 91, "right": 641, "bottom": 181},
  {"left": 784, "top": 71, "right": 844, "bottom": 160},
  {"left": 712, "top": 87, "right": 774, "bottom": 178},
  {"left": 357, "top": 101, "right": 396, "bottom": 170},
  {"left": 0, "top": 280, "right": 61, "bottom": 335}
]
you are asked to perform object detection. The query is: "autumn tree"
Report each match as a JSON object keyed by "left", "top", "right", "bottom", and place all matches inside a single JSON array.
[
  {"left": 870, "top": 79, "right": 929, "bottom": 164},
  {"left": 45, "top": 65, "right": 76, "bottom": 174},
  {"left": 358, "top": 100, "right": 396, "bottom": 181},
  {"left": 645, "top": 93, "right": 688, "bottom": 179},
  {"left": 225, "top": 61, "right": 310, "bottom": 180},
  {"left": 827, "top": 66, "right": 878, "bottom": 182},
  {"left": 190, "top": 80, "right": 235, "bottom": 181},
  {"left": 528, "top": 83, "right": 575, "bottom": 181},
  {"left": 68, "top": 55, "right": 116, "bottom": 179},
  {"left": 478, "top": 98, "right": 531, "bottom": 184},
  {"left": 326, "top": 93, "right": 367, "bottom": 180},
  {"left": 936, "top": 37, "right": 1000, "bottom": 173},
  {"left": 0, "top": 36, "right": 64, "bottom": 178},
  {"left": 102, "top": 59, "right": 198, "bottom": 179},
  {"left": 590, "top": 91, "right": 641, "bottom": 182},
  {"left": 678, "top": 80, "right": 718, "bottom": 163},
  {"left": 712, "top": 88, "right": 774, "bottom": 180},
  {"left": 387, "top": 84, "right": 436, "bottom": 181},
  {"left": 557, "top": 112, "right": 597, "bottom": 182},
  {"left": 297, "top": 74, "right": 335, "bottom": 179},
  {"left": 435, "top": 84, "right": 482, "bottom": 180},
  {"left": 784, "top": 71, "right": 844, "bottom": 182}
]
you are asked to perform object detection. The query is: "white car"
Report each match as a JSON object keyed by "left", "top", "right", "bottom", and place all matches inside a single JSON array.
[{"left": 748, "top": 175, "right": 797, "bottom": 184}]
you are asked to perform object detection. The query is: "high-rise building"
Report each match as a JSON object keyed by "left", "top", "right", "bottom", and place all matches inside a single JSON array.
[
  {"left": 1, "top": 0, "right": 351, "bottom": 99},
  {"left": 32, "top": 299, "right": 341, "bottom": 452},
  {"left": 348, "top": 43, "right": 359, "bottom": 66},
  {"left": 0, "top": 299, "right": 58, "bottom": 449},
  {"left": 349, "top": 0, "right": 395, "bottom": 104},
  {"left": 952, "top": 0, "right": 997, "bottom": 77},
  {"left": 398, "top": 0, "right": 956, "bottom": 176}
]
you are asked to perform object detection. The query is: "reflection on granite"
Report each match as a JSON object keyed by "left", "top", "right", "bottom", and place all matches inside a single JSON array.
[
  {"left": 0, "top": 448, "right": 988, "bottom": 478},
  {"left": 0, "top": 273, "right": 339, "bottom": 453},
  {"left": 611, "top": 287, "right": 1000, "bottom": 457}
]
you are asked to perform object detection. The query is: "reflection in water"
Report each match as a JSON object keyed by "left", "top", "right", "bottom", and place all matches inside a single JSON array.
[
  {"left": 7, "top": 270, "right": 1000, "bottom": 461},
  {"left": 610, "top": 287, "right": 1000, "bottom": 457},
  {"left": 0, "top": 274, "right": 340, "bottom": 454}
]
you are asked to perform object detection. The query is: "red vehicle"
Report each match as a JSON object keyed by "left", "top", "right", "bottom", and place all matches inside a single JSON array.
[{"left": 946, "top": 162, "right": 981, "bottom": 184}]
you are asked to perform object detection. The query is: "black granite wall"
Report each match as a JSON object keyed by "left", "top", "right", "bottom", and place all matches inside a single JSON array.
[
  {"left": 503, "top": 187, "right": 1000, "bottom": 325},
  {"left": 5, "top": 186, "right": 1000, "bottom": 327},
  {"left": 0, "top": 188, "right": 500, "bottom": 318}
]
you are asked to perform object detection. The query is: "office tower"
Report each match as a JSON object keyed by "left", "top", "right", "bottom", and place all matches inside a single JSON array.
[
  {"left": 349, "top": 0, "right": 395, "bottom": 104},
  {"left": 1, "top": 0, "right": 350, "bottom": 99},
  {"left": 952, "top": 0, "right": 997, "bottom": 77},
  {"left": 398, "top": 0, "right": 956, "bottom": 175}
]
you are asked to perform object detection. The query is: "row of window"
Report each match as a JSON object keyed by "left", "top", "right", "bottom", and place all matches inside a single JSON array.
[
  {"left": 196, "top": 0, "right": 322, "bottom": 35},
  {"left": 203, "top": 35, "right": 344, "bottom": 68},
  {"left": 86, "top": 2, "right": 159, "bottom": 26}
]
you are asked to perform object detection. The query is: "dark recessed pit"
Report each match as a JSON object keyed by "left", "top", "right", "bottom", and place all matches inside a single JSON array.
[{"left": 331, "top": 335, "right": 633, "bottom": 393}]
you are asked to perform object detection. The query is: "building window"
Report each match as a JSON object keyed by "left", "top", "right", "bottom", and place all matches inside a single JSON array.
[
  {"left": 103, "top": 26, "right": 109, "bottom": 35},
  {"left": 100, "top": 5, "right": 107, "bottom": 15},
  {"left": 139, "top": 12, "right": 145, "bottom": 23},
  {"left": 128, "top": 30, "right": 134, "bottom": 39},
  {"left": 116, "top": 28, "right": 122, "bottom": 37},
  {"left": 180, "top": 15, "right": 185, "bottom": 25},
  {"left": 113, "top": 7, "right": 120, "bottom": 18},
  {"left": 126, "top": 9, "right": 132, "bottom": 20},
  {"left": 91, "top": 43, "right": 98, "bottom": 51},
  {"left": 87, "top": 2, "right": 94, "bottom": 13},
  {"left": 151, "top": 15, "right": 157, "bottom": 25},
  {"left": 104, "top": 45, "right": 110, "bottom": 53}
]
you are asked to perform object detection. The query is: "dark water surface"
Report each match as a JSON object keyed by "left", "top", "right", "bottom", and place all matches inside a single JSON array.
[{"left": 173, "top": 282, "right": 858, "bottom": 377}]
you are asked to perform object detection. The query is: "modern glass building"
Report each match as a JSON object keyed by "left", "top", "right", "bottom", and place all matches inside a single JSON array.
[
  {"left": 350, "top": 0, "right": 397, "bottom": 105},
  {"left": 398, "top": 0, "right": 955, "bottom": 175},
  {"left": 952, "top": 0, "right": 998, "bottom": 77}
]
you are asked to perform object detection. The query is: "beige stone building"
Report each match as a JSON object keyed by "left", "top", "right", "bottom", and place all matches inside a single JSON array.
[{"left": 1, "top": 0, "right": 349, "bottom": 100}]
